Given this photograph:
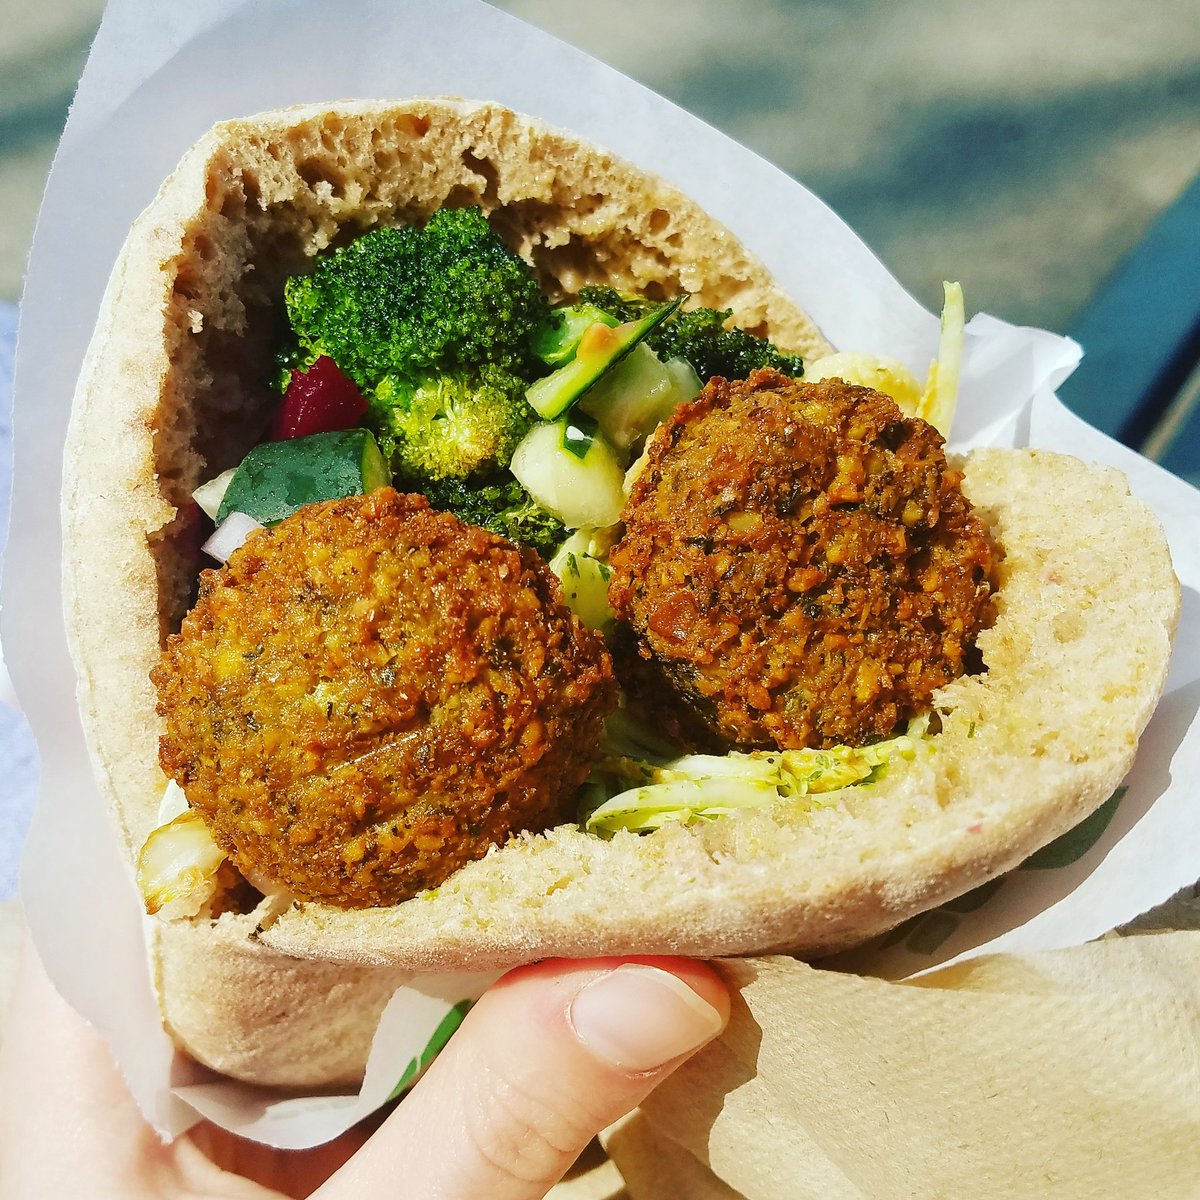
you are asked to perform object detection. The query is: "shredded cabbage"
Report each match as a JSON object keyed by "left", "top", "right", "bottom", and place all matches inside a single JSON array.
[
  {"left": 800, "top": 282, "right": 965, "bottom": 438},
  {"left": 583, "top": 716, "right": 930, "bottom": 837},
  {"left": 917, "top": 281, "right": 965, "bottom": 436}
]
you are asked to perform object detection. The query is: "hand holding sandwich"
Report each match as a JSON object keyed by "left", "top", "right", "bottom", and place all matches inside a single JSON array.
[{"left": 0, "top": 934, "right": 728, "bottom": 1199}]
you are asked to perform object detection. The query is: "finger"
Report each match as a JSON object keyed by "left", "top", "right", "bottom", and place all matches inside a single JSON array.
[
  {"left": 317, "top": 956, "right": 729, "bottom": 1200},
  {"left": 0, "top": 930, "right": 175, "bottom": 1199}
]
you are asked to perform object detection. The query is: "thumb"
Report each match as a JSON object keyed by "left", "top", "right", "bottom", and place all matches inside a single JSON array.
[{"left": 318, "top": 956, "right": 729, "bottom": 1200}]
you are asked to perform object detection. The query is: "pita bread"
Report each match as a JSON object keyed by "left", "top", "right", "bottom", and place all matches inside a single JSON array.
[{"left": 62, "top": 99, "right": 1178, "bottom": 1084}]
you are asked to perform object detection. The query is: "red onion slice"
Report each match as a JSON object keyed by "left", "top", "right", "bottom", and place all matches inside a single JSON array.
[{"left": 201, "top": 511, "right": 263, "bottom": 563}]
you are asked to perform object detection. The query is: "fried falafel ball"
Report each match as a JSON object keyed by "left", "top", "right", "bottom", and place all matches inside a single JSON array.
[
  {"left": 608, "top": 369, "right": 996, "bottom": 751},
  {"left": 153, "top": 488, "right": 616, "bottom": 908}
]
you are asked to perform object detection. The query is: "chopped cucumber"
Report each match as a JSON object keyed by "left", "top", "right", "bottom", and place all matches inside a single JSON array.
[
  {"left": 580, "top": 345, "right": 701, "bottom": 453},
  {"left": 561, "top": 411, "right": 599, "bottom": 460},
  {"left": 665, "top": 358, "right": 702, "bottom": 400},
  {"left": 532, "top": 305, "right": 619, "bottom": 366},
  {"left": 549, "top": 530, "right": 615, "bottom": 632},
  {"left": 524, "top": 297, "right": 683, "bottom": 421},
  {"left": 192, "top": 467, "right": 238, "bottom": 520},
  {"left": 216, "top": 429, "right": 389, "bottom": 526},
  {"left": 509, "top": 420, "right": 626, "bottom": 530}
]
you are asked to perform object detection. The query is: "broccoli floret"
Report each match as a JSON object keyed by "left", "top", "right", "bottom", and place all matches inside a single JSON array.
[
  {"left": 652, "top": 307, "right": 806, "bottom": 382},
  {"left": 280, "top": 207, "right": 552, "bottom": 484},
  {"left": 419, "top": 475, "right": 566, "bottom": 558},
  {"left": 368, "top": 366, "right": 534, "bottom": 482},
  {"left": 577, "top": 286, "right": 805, "bottom": 382},
  {"left": 285, "top": 207, "right": 549, "bottom": 387},
  {"left": 273, "top": 338, "right": 316, "bottom": 391}
]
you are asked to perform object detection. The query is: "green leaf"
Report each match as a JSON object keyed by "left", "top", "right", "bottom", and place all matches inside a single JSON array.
[
  {"left": 1021, "top": 787, "right": 1126, "bottom": 870},
  {"left": 387, "top": 999, "right": 474, "bottom": 1099},
  {"left": 940, "top": 876, "right": 1006, "bottom": 913},
  {"left": 903, "top": 909, "right": 961, "bottom": 955}
]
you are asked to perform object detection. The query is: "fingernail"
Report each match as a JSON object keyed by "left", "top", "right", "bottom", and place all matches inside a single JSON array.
[{"left": 569, "top": 965, "right": 725, "bottom": 1072}]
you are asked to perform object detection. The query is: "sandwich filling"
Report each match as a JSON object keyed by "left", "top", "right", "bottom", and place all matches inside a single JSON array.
[{"left": 143, "top": 205, "right": 989, "bottom": 916}]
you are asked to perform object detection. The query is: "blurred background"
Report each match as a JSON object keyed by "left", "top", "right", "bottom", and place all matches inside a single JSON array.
[
  {"left": 0, "top": 0, "right": 1197, "bottom": 964},
  {"left": 4, "top": 0, "right": 1198, "bottom": 467},
  {"left": 2, "top": 0, "right": 1197, "bottom": 328}
]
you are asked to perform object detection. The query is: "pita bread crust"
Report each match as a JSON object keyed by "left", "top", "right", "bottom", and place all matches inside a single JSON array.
[
  {"left": 149, "top": 918, "right": 404, "bottom": 1088},
  {"left": 62, "top": 100, "right": 1178, "bottom": 1085}
]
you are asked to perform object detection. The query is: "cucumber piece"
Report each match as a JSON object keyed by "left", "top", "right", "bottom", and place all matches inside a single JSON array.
[
  {"left": 216, "top": 429, "right": 389, "bottom": 525},
  {"left": 509, "top": 421, "right": 626, "bottom": 530},
  {"left": 549, "top": 530, "right": 615, "bottom": 632},
  {"left": 532, "top": 305, "right": 619, "bottom": 366},
  {"left": 525, "top": 297, "right": 683, "bottom": 421},
  {"left": 192, "top": 467, "right": 238, "bottom": 520},
  {"left": 561, "top": 411, "right": 599, "bottom": 460},
  {"left": 580, "top": 345, "right": 702, "bottom": 452}
]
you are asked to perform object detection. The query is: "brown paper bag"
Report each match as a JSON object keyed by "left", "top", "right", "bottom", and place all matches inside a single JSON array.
[{"left": 606, "top": 933, "right": 1200, "bottom": 1199}]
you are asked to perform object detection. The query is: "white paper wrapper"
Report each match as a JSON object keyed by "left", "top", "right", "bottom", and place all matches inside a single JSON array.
[{"left": 3, "top": 0, "right": 1198, "bottom": 1150}]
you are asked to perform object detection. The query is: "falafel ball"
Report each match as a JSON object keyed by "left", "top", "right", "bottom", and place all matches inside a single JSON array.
[
  {"left": 608, "top": 370, "right": 996, "bottom": 751},
  {"left": 153, "top": 488, "right": 616, "bottom": 908}
]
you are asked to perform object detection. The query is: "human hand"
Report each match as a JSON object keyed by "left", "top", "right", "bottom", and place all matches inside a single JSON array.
[{"left": 0, "top": 932, "right": 728, "bottom": 1199}]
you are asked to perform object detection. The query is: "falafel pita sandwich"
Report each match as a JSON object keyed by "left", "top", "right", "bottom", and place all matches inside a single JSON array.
[{"left": 59, "top": 97, "right": 1179, "bottom": 1089}]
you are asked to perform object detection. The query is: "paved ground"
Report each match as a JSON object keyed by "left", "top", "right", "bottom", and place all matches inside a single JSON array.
[
  {"left": 2, "top": 0, "right": 1198, "bottom": 329},
  {"left": 505, "top": 0, "right": 1200, "bottom": 334},
  {"left": 0, "top": 0, "right": 100, "bottom": 303}
]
